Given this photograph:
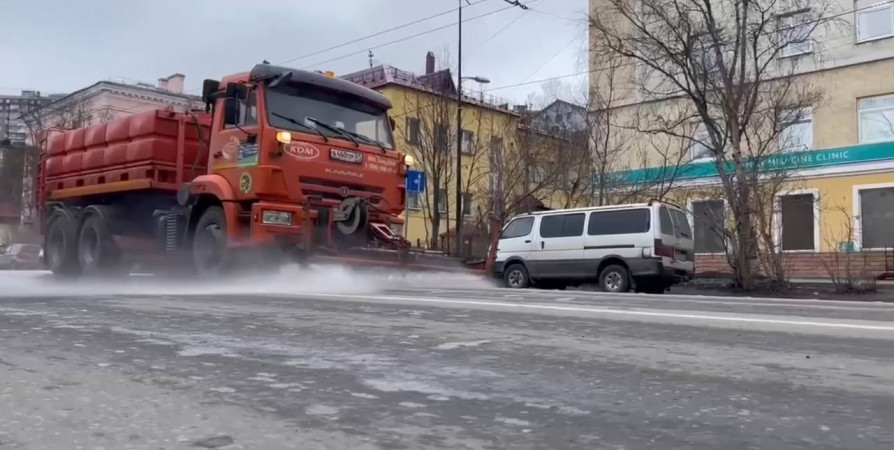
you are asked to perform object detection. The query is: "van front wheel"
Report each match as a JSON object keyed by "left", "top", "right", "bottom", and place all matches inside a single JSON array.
[
  {"left": 503, "top": 264, "right": 530, "bottom": 289},
  {"left": 599, "top": 265, "right": 630, "bottom": 293}
]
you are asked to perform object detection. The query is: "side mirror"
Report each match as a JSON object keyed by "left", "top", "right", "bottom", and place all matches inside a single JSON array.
[
  {"left": 223, "top": 98, "right": 240, "bottom": 126},
  {"left": 389, "top": 117, "right": 396, "bottom": 131},
  {"left": 202, "top": 79, "right": 220, "bottom": 104}
]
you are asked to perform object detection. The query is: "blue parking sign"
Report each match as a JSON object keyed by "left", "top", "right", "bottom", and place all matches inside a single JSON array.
[{"left": 406, "top": 170, "right": 426, "bottom": 193}]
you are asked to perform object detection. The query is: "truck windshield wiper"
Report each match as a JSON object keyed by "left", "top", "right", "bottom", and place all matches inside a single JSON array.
[
  {"left": 271, "top": 112, "right": 328, "bottom": 142},
  {"left": 342, "top": 129, "right": 388, "bottom": 153},
  {"left": 306, "top": 117, "right": 359, "bottom": 148}
]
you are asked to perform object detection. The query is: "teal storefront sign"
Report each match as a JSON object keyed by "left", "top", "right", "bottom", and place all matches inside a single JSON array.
[{"left": 609, "top": 141, "right": 894, "bottom": 185}]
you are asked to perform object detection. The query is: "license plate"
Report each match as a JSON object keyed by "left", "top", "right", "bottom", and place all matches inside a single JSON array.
[{"left": 330, "top": 148, "right": 363, "bottom": 164}]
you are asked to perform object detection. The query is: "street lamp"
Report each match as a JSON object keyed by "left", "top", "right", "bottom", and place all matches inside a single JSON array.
[{"left": 455, "top": 75, "right": 489, "bottom": 257}]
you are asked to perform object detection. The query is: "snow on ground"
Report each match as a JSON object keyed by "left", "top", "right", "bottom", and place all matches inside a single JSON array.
[{"left": 0, "top": 264, "right": 494, "bottom": 298}]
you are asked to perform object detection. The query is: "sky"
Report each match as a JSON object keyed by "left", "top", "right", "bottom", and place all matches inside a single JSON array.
[{"left": 0, "top": 0, "right": 589, "bottom": 105}]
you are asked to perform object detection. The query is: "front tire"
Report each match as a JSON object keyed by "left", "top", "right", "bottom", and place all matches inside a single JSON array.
[
  {"left": 599, "top": 265, "right": 630, "bottom": 293},
  {"left": 192, "top": 206, "right": 230, "bottom": 277},
  {"left": 45, "top": 210, "right": 81, "bottom": 277},
  {"left": 503, "top": 264, "right": 530, "bottom": 289}
]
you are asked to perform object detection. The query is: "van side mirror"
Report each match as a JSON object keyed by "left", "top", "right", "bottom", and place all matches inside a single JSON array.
[{"left": 223, "top": 98, "right": 240, "bottom": 126}]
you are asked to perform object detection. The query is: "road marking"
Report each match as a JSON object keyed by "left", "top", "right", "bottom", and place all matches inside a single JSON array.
[{"left": 308, "top": 293, "right": 894, "bottom": 331}]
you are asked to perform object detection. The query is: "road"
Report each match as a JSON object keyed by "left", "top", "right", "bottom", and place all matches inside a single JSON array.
[{"left": 1, "top": 267, "right": 893, "bottom": 449}]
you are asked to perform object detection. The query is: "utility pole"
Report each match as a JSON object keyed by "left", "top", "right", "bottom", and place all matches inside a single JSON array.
[
  {"left": 454, "top": 0, "right": 525, "bottom": 257},
  {"left": 454, "top": 0, "right": 464, "bottom": 257}
]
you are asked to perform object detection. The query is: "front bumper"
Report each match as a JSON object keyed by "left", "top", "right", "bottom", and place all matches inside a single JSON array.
[{"left": 491, "top": 261, "right": 506, "bottom": 279}]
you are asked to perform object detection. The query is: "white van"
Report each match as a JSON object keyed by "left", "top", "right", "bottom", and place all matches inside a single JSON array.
[{"left": 493, "top": 202, "right": 694, "bottom": 293}]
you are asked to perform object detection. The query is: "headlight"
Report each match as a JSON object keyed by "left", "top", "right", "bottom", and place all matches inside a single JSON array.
[
  {"left": 275, "top": 131, "right": 292, "bottom": 144},
  {"left": 404, "top": 154, "right": 415, "bottom": 166},
  {"left": 262, "top": 210, "right": 293, "bottom": 226}
]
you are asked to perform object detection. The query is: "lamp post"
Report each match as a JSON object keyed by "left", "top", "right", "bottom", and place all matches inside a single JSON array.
[
  {"left": 454, "top": 1, "right": 492, "bottom": 256},
  {"left": 454, "top": 74, "right": 490, "bottom": 256}
]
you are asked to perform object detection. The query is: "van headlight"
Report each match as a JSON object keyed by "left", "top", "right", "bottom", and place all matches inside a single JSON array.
[{"left": 262, "top": 210, "right": 292, "bottom": 226}]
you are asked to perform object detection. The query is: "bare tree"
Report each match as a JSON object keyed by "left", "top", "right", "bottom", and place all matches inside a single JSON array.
[
  {"left": 401, "top": 88, "right": 458, "bottom": 251},
  {"left": 590, "top": 0, "right": 839, "bottom": 288}
]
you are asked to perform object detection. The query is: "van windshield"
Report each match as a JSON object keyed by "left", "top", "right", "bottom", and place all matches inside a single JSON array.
[{"left": 501, "top": 217, "right": 534, "bottom": 239}]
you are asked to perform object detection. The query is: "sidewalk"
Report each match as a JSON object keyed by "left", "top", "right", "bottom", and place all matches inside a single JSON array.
[{"left": 675, "top": 276, "right": 894, "bottom": 302}]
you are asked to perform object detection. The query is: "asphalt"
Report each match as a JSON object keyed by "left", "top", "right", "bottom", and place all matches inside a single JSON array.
[{"left": 1, "top": 267, "right": 893, "bottom": 449}]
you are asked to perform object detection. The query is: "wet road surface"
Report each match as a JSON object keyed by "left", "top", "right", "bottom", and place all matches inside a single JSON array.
[{"left": 1, "top": 271, "right": 893, "bottom": 449}]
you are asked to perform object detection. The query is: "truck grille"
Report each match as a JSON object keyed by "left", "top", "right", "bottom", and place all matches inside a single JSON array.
[{"left": 299, "top": 177, "right": 385, "bottom": 204}]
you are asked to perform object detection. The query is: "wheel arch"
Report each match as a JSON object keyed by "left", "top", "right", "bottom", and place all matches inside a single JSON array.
[{"left": 596, "top": 256, "right": 629, "bottom": 277}]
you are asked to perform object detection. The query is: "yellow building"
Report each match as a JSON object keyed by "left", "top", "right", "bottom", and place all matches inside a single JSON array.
[
  {"left": 590, "top": 0, "right": 894, "bottom": 277},
  {"left": 343, "top": 55, "right": 519, "bottom": 253}
]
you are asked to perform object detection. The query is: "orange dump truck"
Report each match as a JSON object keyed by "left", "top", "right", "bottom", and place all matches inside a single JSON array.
[{"left": 38, "top": 63, "right": 458, "bottom": 276}]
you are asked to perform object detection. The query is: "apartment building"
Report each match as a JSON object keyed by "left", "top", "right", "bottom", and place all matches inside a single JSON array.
[{"left": 590, "top": 0, "right": 894, "bottom": 277}]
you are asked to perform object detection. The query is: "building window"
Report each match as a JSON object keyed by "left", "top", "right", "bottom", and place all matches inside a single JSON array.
[
  {"left": 437, "top": 189, "right": 448, "bottom": 213},
  {"left": 435, "top": 123, "right": 448, "bottom": 152},
  {"left": 856, "top": 0, "right": 894, "bottom": 42},
  {"left": 858, "top": 94, "right": 894, "bottom": 143},
  {"left": 779, "top": 11, "right": 814, "bottom": 57},
  {"left": 462, "top": 192, "right": 473, "bottom": 216},
  {"left": 690, "top": 123, "right": 713, "bottom": 160},
  {"left": 859, "top": 187, "right": 894, "bottom": 248},
  {"left": 406, "top": 117, "right": 421, "bottom": 145},
  {"left": 778, "top": 108, "right": 813, "bottom": 152},
  {"left": 692, "top": 200, "right": 726, "bottom": 254},
  {"left": 407, "top": 192, "right": 422, "bottom": 210},
  {"left": 461, "top": 129, "right": 475, "bottom": 155},
  {"left": 779, "top": 193, "right": 816, "bottom": 251}
]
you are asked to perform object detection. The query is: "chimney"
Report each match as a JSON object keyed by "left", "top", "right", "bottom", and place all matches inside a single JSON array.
[
  {"left": 425, "top": 51, "right": 436, "bottom": 75},
  {"left": 165, "top": 73, "right": 185, "bottom": 94}
]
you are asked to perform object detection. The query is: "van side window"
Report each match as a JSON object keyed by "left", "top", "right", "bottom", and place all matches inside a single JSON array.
[
  {"left": 659, "top": 206, "right": 674, "bottom": 235},
  {"left": 588, "top": 209, "right": 650, "bottom": 235},
  {"left": 500, "top": 217, "right": 534, "bottom": 239},
  {"left": 540, "top": 213, "right": 585, "bottom": 238}
]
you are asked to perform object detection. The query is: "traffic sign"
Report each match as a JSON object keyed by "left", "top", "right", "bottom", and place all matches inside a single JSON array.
[{"left": 406, "top": 170, "right": 426, "bottom": 193}]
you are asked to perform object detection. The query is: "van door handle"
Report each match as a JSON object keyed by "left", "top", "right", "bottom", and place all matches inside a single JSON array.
[
  {"left": 524, "top": 240, "right": 531, "bottom": 243},
  {"left": 540, "top": 241, "right": 545, "bottom": 249}
]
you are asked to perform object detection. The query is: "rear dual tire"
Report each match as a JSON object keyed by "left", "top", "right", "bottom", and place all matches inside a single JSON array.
[{"left": 44, "top": 210, "right": 81, "bottom": 277}]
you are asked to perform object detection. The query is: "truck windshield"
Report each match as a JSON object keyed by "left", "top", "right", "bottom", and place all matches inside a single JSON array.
[{"left": 265, "top": 84, "right": 394, "bottom": 149}]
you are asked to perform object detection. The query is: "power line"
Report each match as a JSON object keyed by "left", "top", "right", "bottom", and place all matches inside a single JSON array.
[
  {"left": 277, "top": 0, "right": 493, "bottom": 66},
  {"left": 300, "top": 2, "right": 533, "bottom": 70}
]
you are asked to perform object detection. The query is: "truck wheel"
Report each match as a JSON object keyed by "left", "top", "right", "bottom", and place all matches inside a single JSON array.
[
  {"left": 45, "top": 210, "right": 81, "bottom": 277},
  {"left": 503, "top": 264, "right": 530, "bottom": 289},
  {"left": 193, "top": 206, "right": 230, "bottom": 277},
  {"left": 599, "top": 265, "right": 630, "bottom": 293},
  {"left": 78, "top": 213, "right": 120, "bottom": 275}
]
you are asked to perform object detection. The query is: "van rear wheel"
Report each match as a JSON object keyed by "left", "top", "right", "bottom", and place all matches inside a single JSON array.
[
  {"left": 599, "top": 265, "right": 630, "bottom": 293},
  {"left": 503, "top": 264, "right": 530, "bottom": 289}
]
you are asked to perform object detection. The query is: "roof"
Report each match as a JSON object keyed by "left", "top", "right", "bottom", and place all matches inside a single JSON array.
[
  {"left": 539, "top": 99, "right": 587, "bottom": 115},
  {"left": 34, "top": 79, "right": 200, "bottom": 115},
  {"left": 341, "top": 65, "right": 516, "bottom": 115}
]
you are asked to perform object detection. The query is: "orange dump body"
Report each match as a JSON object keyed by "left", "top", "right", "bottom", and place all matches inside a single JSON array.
[{"left": 42, "top": 108, "right": 211, "bottom": 199}]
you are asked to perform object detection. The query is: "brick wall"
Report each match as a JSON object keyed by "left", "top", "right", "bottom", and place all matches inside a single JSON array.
[{"left": 695, "top": 251, "right": 892, "bottom": 278}]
